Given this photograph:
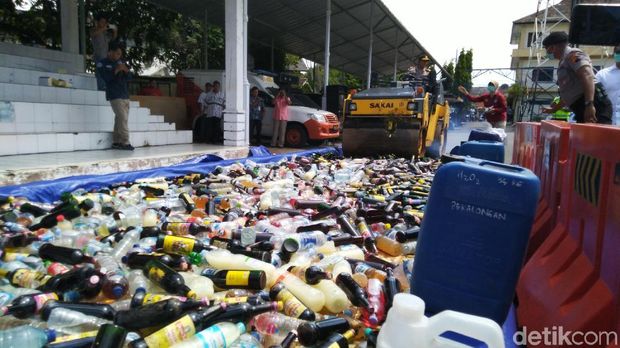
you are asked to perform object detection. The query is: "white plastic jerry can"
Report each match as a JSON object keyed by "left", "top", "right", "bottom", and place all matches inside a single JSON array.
[{"left": 377, "top": 293, "right": 505, "bottom": 348}]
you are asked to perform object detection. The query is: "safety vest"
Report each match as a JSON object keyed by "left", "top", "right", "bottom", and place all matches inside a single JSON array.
[{"left": 551, "top": 97, "right": 570, "bottom": 121}]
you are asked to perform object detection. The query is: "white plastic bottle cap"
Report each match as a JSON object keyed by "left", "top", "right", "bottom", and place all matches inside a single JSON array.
[{"left": 392, "top": 293, "right": 425, "bottom": 321}]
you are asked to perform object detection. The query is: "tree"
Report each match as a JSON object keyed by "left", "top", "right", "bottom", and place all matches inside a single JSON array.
[
  {"left": 442, "top": 61, "right": 455, "bottom": 94},
  {"left": 454, "top": 48, "right": 473, "bottom": 92},
  {"left": 506, "top": 83, "right": 525, "bottom": 110},
  {"left": 304, "top": 64, "right": 362, "bottom": 93},
  {"left": 86, "top": 1, "right": 224, "bottom": 73},
  {"left": 1, "top": 0, "right": 61, "bottom": 49}
]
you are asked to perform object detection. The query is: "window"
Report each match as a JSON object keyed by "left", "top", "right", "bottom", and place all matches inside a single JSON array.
[
  {"left": 532, "top": 67, "right": 554, "bottom": 82},
  {"left": 527, "top": 32, "right": 542, "bottom": 48}
]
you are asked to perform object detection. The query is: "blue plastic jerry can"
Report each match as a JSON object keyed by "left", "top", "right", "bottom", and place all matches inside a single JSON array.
[
  {"left": 411, "top": 160, "right": 539, "bottom": 325},
  {"left": 459, "top": 140, "right": 505, "bottom": 163}
]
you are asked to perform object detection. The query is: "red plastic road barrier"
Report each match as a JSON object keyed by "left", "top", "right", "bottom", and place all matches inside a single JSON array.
[
  {"left": 525, "top": 121, "right": 571, "bottom": 258},
  {"left": 512, "top": 122, "right": 541, "bottom": 175},
  {"left": 517, "top": 124, "right": 620, "bottom": 347}
]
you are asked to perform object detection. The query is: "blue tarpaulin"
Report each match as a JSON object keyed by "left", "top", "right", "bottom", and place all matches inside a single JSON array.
[{"left": 0, "top": 147, "right": 336, "bottom": 204}]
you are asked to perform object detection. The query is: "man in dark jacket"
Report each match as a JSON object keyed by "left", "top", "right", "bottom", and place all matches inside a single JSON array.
[{"left": 97, "top": 41, "right": 134, "bottom": 150}]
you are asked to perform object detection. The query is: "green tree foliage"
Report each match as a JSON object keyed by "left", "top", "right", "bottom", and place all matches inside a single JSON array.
[
  {"left": 442, "top": 61, "right": 455, "bottom": 93},
  {"left": 1, "top": 0, "right": 225, "bottom": 73},
  {"left": 454, "top": 48, "right": 473, "bottom": 91},
  {"left": 506, "top": 83, "right": 524, "bottom": 110},
  {"left": 303, "top": 64, "right": 362, "bottom": 93},
  {"left": 86, "top": 1, "right": 224, "bottom": 73},
  {"left": 0, "top": 0, "right": 61, "bottom": 49}
]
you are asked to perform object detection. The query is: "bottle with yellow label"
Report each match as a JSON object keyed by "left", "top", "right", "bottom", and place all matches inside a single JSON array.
[
  {"left": 268, "top": 282, "right": 315, "bottom": 320},
  {"left": 133, "top": 303, "right": 227, "bottom": 348},
  {"left": 143, "top": 260, "right": 195, "bottom": 299},
  {"left": 271, "top": 269, "right": 325, "bottom": 313},
  {"left": 200, "top": 268, "right": 266, "bottom": 290},
  {"left": 203, "top": 249, "right": 276, "bottom": 286},
  {"left": 155, "top": 234, "right": 212, "bottom": 255},
  {"left": 114, "top": 297, "right": 207, "bottom": 331},
  {"left": 317, "top": 329, "right": 356, "bottom": 348},
  {"left": 0, "top": 268, "right": 52, "bottom": 289}
]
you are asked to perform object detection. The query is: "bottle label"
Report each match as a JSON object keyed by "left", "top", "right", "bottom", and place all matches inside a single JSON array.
[
  {"left": 144, "top": 314, "right": 196, "bottom": 347},
  {"left": 275, "top": 288, "right": 308, "bottom": 318},
  {"left": 243, "top": 256, "right": 263, "bottom": 268},
  {"left": 3, "top": 252, "right": 29, "bottom": 261},
  {"left": 222, "top": 296, "right": 248, "bottom": 304},
  {"left": 167, "top": 223, "right": 191, "bottom": 236},
  {"left": 274, "top": 272, "right": 288, "bottom": 284},
  {"left": 33, "top": 293, "right": 59, "bottom": 313},
  {"left": 163, "top": 236, "right": 195, "bottom": 254},
  {"left": 47, "top": 262, "right": 69, "bottom": 276},
  {"left": 0, "top": 292, "right": 13, "bottom": 306},
  {"left": 143, "top": 293, "right": 175, "bottom": 304},
  {"left": 339, "top": 244, "right": 358, "bottom": 251},
  {"left": 357, "top": 223, "right": 371, "bottom": 238},
  {"left": 195, "top": 324, "right": 227, "bottom": 348},
  {"left": 225, "top": 271, "right": 251, "bottom": 286},
  {"left": 354, "top": 263, "right": 371, "bottom": 274},
  {"left": 11, "top": 269, "right": 51, "bottom": 288},
  {"left": 52, "top": 330, "right": 99, "bottom": 343},
  {"left": 147, "top": 266, "right": 166, "bottom": 283}
]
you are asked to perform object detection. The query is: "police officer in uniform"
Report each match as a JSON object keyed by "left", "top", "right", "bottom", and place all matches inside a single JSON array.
[{"left": 542, "top": 31, "right": 612, "bottom": 124}]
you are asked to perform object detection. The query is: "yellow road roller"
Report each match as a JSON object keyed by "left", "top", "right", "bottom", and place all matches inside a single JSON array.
[{"left": 342, "top": 80, "right": 450, "bottom": 158}]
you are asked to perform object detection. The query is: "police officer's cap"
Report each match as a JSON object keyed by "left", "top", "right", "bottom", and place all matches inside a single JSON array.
[{"left": 542, "top": 32, "right": 568, "bottom": 47}]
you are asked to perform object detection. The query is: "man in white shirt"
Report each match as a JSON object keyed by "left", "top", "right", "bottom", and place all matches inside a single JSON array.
[
  {"left": 205, "top": 80, "right": 225, "bottom": 143},
  {"left": 197, "top": 82, "right": 212, "bottom": 115},
  {"left": 595, "top": 44, "right": 620, "bottom": 125}
]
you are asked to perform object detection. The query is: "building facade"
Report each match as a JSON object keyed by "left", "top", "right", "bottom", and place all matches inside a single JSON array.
[{"left": 510, "top": 0, "right": 616, "bottom": 120}]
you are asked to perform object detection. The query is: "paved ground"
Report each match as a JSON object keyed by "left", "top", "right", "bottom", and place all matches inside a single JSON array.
[
  {"left": 445, "top": 123, "right": 515, "bottom": 163},
  {"left": 266, "top": 121, "right": 515, "bottom": 163}
]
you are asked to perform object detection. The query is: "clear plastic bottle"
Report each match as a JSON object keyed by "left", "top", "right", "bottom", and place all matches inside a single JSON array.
[
  {"left": 0, "top": 325, "right": 55, "bottom": 348},
  {"left": 83, "top": 239, "right": 113, "bottom": 256},
  {"left": 142, "top": 209, "right": 158, "bottom": 227},
  {"left": 229, "top": 332, "right": 262, "bottom": 348},
  {"left": 46, "top": 307, "right": 111, "bottom": 334},
  {"left": 111, "top": 228, "right": 141, "bottom": 261},
  {"left": 127, "top": 269, "right": 151, "bottom": 294},
  {"left": 252, "top": 312, "right": 306, "bottom": 337},
  {"left": 170, "top": 322, "right": 246, "bottom": 348},
  {"left": 94, "top": 253, "right": 129, "bottom": 299},
  {"left": 270, "top": 231, "right": 328, "bottom": 250}
]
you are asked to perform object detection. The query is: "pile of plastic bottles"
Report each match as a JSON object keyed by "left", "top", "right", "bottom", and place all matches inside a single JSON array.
[{"left": 0, "top": 153, "right": 438, "bottom": 348}]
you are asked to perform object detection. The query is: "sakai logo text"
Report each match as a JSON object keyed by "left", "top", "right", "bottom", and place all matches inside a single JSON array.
[{"left": 369, "top": 102, "right": 393, "bottom": 108}]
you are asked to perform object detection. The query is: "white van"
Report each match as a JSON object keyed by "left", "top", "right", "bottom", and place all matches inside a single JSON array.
[{"left": 182, "top": 70, "right": 340, "bottom": 147}]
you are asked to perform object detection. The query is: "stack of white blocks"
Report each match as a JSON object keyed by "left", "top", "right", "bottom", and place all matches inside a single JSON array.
[{"left": 0, "top": 66, "right": 193, "bottom": 156}]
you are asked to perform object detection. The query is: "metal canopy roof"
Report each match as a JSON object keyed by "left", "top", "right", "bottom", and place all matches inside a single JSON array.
[{"left": 148, "top": 0, "right": 442, "bottom": 79}]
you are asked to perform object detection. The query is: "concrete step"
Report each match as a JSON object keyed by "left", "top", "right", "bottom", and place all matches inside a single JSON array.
[
  {"left": 0, "top": 130, "right": 193, "bottom": 156},
  {"left": 0, "top": 59, "right": 95, "bottom": 90},
  {"left": 0, "top": 102, "right": 173, "bottom": 134}
]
